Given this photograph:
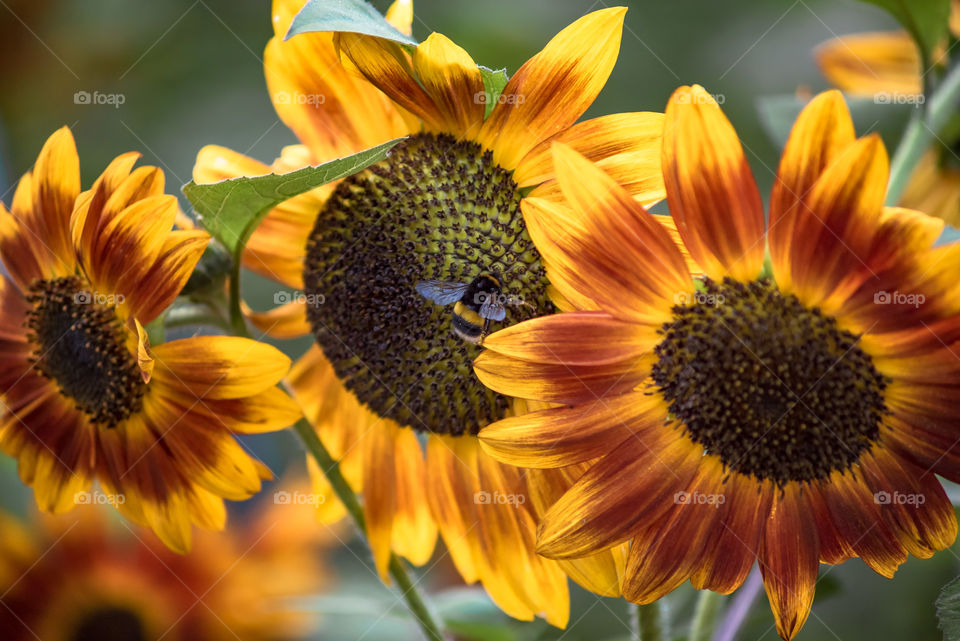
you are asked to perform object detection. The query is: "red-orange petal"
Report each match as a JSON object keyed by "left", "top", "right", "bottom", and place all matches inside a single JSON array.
[
  {"left": 479, "top": 391, "right": 666, "bottom": 468},
  {"left": 821, "top": 467, "right": 907, "bottom": 577},
  {"left": 473, "top": 348, "right": 650, "bottom": 405},
  {"left": 662, "top": 85, "right": 765, "bottom": 281},
  {"left": 532, "top": 143, "right": 692, "bottom": 324},
  {"left": 622, "top": 456, "right": 726, "bottom": 603},
  {"left": 759, "top": 483, "right": 819, "bottom": 641},
  {"left": 537, "top": 430, "right": 701, "bottom": 558}
]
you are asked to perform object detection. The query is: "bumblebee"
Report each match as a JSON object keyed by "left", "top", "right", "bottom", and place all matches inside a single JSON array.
[{"left": 416, "top": 273, "right": 526, "bottom": 344}]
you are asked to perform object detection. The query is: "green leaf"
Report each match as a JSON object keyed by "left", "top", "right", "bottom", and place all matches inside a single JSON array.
[
  {"left": 182, "top": 138, "right": 404, "bottom": 255},
  {"left": 937, "top": 575, "right": 960, "bottom": 640},
  {"left": 857, "top": 0, "right": 950, "bottom": 68},
  {"left": 286, "top": 0, "right": 418, "bottom": 46},
  {"left": 479, "top": 66, "right": 509, "bottom": 118}
]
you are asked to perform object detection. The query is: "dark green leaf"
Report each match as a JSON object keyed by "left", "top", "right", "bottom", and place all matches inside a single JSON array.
[
  {"left": 937, "top": 575, "right": 960, "bottom": 640},
  {"left": 182, "top": 138, "right": 404, "bottom": 255},
  {"left": 858, "top": 0, "right": 950, "bottom": 68},
  {"left": 286, "top": 0, "right": 417, "bottom": 46},
  {"left": 479, "top": 66, "right": 509, "bottom": 118}
]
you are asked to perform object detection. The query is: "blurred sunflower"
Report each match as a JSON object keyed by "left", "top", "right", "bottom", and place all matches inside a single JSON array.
[
  {"left": 192, "top": 0, "right": 662, "bottom": 624},
  {"left": 0, "top": 127, "right": 301, "bottom": 552},
  {"left": 475, "top": 87, "right": 960, "bottom": 640},
  {"left": 0, "top": 487, "right": 332, "bottom": 641},
  {"left": 815, "top": 2, "right": 960, "bottom": 225}
]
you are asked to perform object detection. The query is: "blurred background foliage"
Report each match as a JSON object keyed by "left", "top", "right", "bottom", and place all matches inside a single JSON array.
[{"left": 0, "top": 0, "right": 957, "bottom": 639}]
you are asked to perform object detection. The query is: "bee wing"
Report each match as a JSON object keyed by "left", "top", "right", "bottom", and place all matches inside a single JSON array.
[
  {"left": 479, "top": 297, "right": 506, "bottom": 322},
  {"left": 416, "top": 280, "right": 470, "bottom": 305}
]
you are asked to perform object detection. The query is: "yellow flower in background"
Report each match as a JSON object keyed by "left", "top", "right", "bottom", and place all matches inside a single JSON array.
[
  {"left": 475, "top": 87, "right": 960, "bottom": 640},
  {"left": 815, "top": 1, "right": 960, "bottom": 225},
  {"left": 192, "top": 0, "right": 665, "bottom": 625},
  {"left": 0, "top": 488, "right": 334, "bottom": 641},
  {"left": 0, "top": 127, "right": 301, "bottom": 552}
]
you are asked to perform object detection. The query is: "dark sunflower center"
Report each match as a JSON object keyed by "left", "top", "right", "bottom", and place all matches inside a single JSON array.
[
  {"left": 303, "top": 133, "right": 551, "bottom": 435},
  {"left": 651, "top": 277, "right": 887, "bottom": 485},
  {"left": 70, "top": 607, "right": 146, "bottom": 641},
  {"left": 26, "top": 276, "right": 145, "bottom": 427}
]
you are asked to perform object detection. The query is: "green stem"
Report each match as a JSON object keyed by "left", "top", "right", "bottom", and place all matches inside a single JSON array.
[
  {"left": 632, "top": 602, "right": 664, "bottom": 641},
  {"left": 887, "top": 62, "right": 960, "bottom": 205},
  {"left": 228, "top": 255, "right": 248, "bottom": 336},
  {"left": 689, "top": 590, "right": 722, "bottom": 641},
  {"left": 292, "top": 418, "right": 445, "bottom": 641}
]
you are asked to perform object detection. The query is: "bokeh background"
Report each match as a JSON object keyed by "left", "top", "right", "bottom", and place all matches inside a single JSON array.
[{"left": 0, "top": 1, "right": 956, "bottom": 639}]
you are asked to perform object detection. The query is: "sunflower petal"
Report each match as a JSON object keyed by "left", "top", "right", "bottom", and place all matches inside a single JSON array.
[
  {"left": 662, "top": 85, "right": 765, "bottom": 281},
  {"left": 821, "top": 467, "right": 907, "bottom": 577},
  {"left": 243, "top": 300, "right": 312, "bottom": 339},
  {"left": 363, "top": 421, "right": 399, "bottom": 581},
  {"left": 337, "top": 32, "right": 445, "bottom": 131},
  {"left": 537, "top": 430, "right": 701, "bottom": 557},
  {"left": 266, "top": 0, "right": 412, "bottom": 158},
  {"left": 477, "top": 8, "right": 627, "bottom": 170},
  {"left": 815, "top": 32, "right": 921, "bottom": 97},
  {"left": 760, "top": 484, "right": 819, "bottom": 641},
  {"left": 473, "top": 348, "right": 650, "bottom": 405},
  {"left": 152, "top": 336, "right": 291, "bottom": 399},
  {"left": 479, "top": 391, "right": 665, "bottom": 468},
  {"left": 515, "top": 112, "right": 665, "bottom": 206},
  {"left": 622, "top": 456, "right": 726, "bottom": 603},
  {"left": 538, "top": 143, "right": 692, "bottom": 324},
  {"left": 413, "top": 32, "right": 485, "bottom": 138},
  {"left": 778, "top": 134, "right": 889, "bottom": 312}
]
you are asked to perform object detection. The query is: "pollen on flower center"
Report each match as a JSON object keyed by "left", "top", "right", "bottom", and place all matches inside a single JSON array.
[
  {"left": 26, "top": 276, "right": 145, "bottom": 427},
  {"left": 651, "top": 277, "right": 887, "bottom": 485},
  {"left": 303, "top": 133, "right": 552, "bottom": 435}
]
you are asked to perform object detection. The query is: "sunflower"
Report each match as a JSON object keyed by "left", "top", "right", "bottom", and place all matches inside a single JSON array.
[
  {"left": 0, "top": 127, "right": 301, "bottom": 553},
  {"left": 193, "top": 0, "right": 662, "bottom": 624},
  {"left": 0, "top": 487, "right": 333, "bottom": 641},
  {"left": 815, "top": 3, "right": 960, "bottom": 225},
  {"left": 474, "top": 86, "right": 960, "bottom": 640}
]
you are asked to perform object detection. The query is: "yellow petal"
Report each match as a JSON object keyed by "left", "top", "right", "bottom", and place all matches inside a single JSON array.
[
  {"left": 815, "top": 31, "right": 921, "bottom": 97},
  {"left": 413, "top": 32, "right": 485, "bottom": 138},
  {"left": 152, "top": 336, "right": 291, "bottom": 399},
  {"left": 477, "top": 8, "right": 627, "bottom": 170}
]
